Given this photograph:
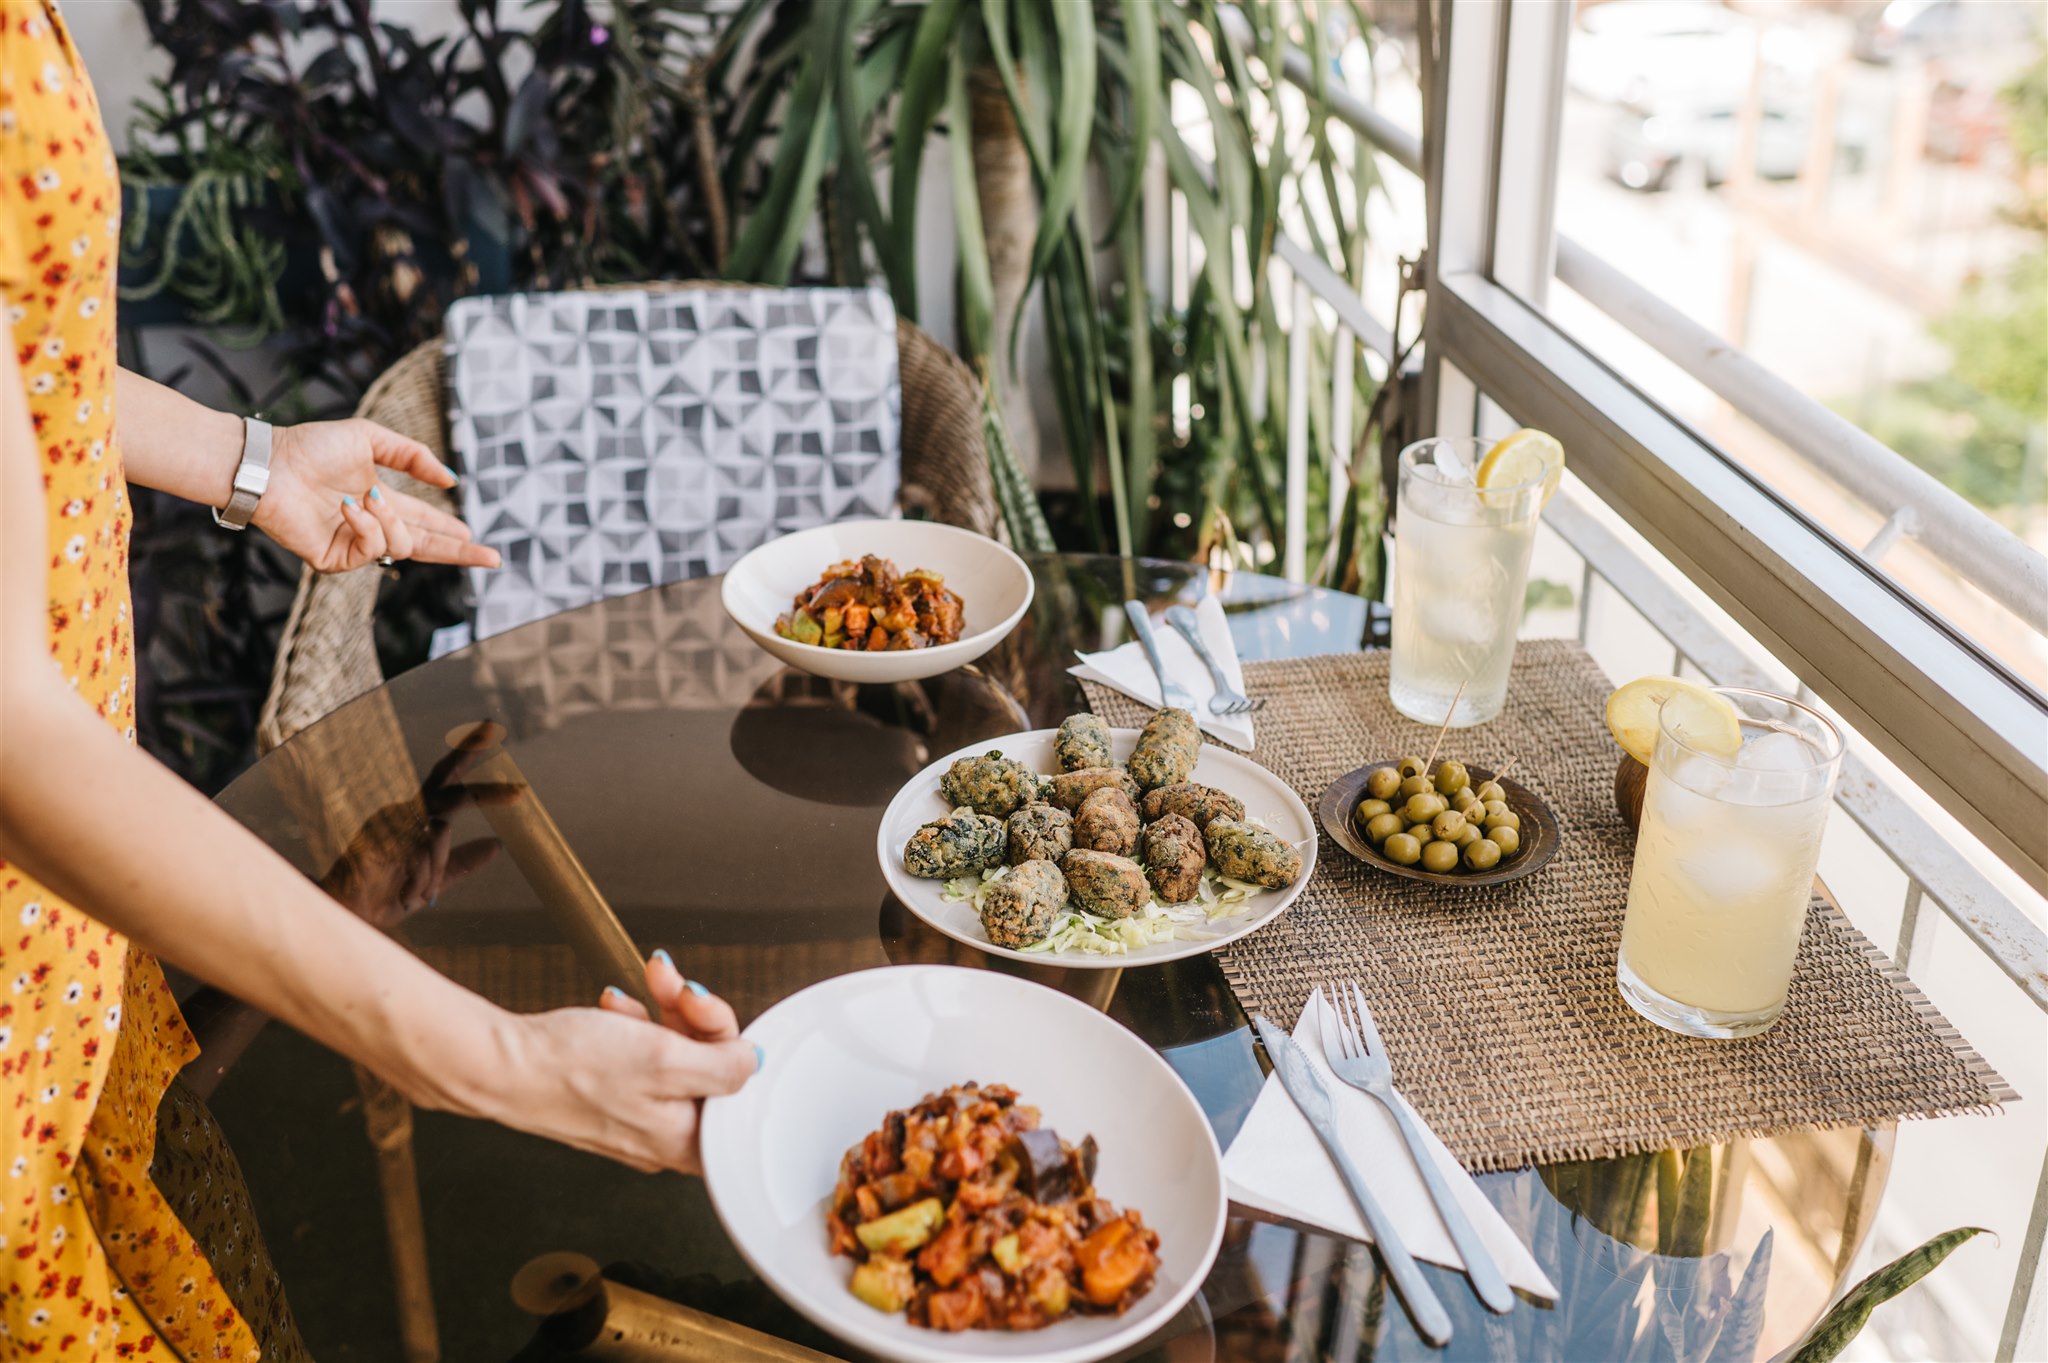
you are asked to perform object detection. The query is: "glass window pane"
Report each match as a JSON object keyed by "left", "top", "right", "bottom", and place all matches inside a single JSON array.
[{"left": 1546, "top": 0, "right": 2047, "bottom": 692}]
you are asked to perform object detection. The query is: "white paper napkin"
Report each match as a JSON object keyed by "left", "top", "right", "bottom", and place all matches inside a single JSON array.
[
  {"left": 1069, "top": 595, "right": 1256, "bottom": 749},
  {"left": 1223, "top": 988, "right": 1558, "bottom": 1299}
]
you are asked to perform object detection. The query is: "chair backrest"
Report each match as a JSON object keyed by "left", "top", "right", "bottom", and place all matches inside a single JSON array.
[
  {"left": 445, "top": 285, "right": 903, "bottom": 642},
  {"left": 258, "top": 289, "right": 997, "bottom": 756}
]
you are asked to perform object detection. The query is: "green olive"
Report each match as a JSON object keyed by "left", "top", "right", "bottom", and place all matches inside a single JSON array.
[
  {"left": 1482, "top": 799, "right": 1510, "bottom": 821},
  {"left": 1431, "top": 809, "right": 1467, "bottom": 841},
  {"left": 1489, "top": 825, "right": 1522, "bottom": 857},
  {"left": 1463, "top": 838, "right": 1502, "bottom": 871},
  {"left": 1451, "top": 788, "right": 1480, "bottom": 813},
  {"left": 1401, "top": 793, "right": 1447, "bottom": 825},
  {"left": 1475, "top": 781, "right": 1506, "bottom": 804},
  {"left": 1485, "top": 810, "right": 1522, "bottom": 833},
  {"left": 1365, "top": 812, "right": 1405, "bottom": 845},
  {"left": 1356, "top": 798, "right": 1392, "bottom": 823},
  {"left": 1398, "top": 774, "right": 1433, "bottom": 799},
  {"left": 1383, "top": 832, "right": 1423, "bottom": 865},
  {"left": 1433, "top": 760, "right": 1470, "bottom": 796},
  {"left": 1397, "top": 755, "right": 1428, "bottom": 779},
  {"left": 1452, "top": 823, "right": 1482, "bottom": 848},
  {"left": 1420, "top": 840, "right": 1461, "bottom": 873},
  {"left": 1365, "top": 767, "right": 1403, "bottom": 801}
]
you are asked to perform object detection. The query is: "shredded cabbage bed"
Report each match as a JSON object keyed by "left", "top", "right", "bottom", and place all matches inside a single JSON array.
[{"left": 940, "top": 864, "right": 1265, "bottom": 956}]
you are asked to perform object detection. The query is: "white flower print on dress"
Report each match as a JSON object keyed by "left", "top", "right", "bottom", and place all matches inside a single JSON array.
[
  {"left": 7, "top": 1157, "right": 23, "bottom": 1178},
  {"left": 39, "top": 1084, "right": 59, "bottom": 1103},
  {"left": 63, "top": 533, "right": 84, "bottom": 562},
  {"left": 48, "top": 1225, "right": 64, "bottom": 1247},
  {"left": 33, "top": 1027, "right": 52, "bottom": 1052},
  {"left": 18, "top": 900, "right": 39, "bottom": 925},
  {"left": 61, "top": 498, "right": 82, "bottom": 517},
  {"left": 27, "top": 1308, "right": 48, "bottom": 1328},
  {"left": 69, "top": 233, "right": 88, "bottom": 257},
  {"left": 0, "top": 1027, "right": 11, "bottom": 1051},
  {"left": 28, "top": 373, "right": 53, "bottom": 394},
  {"left": 39, "top": 60, "right": 62, "bottom": 91},
  {"left": 41, "top": 336, "right": 62, "bottom": 358},
  {"left": 80, "top": 294, "right": 99, "bottom": 318},
  {"left": 74, "top": 398, "right": 92, "bottom": 423},
  {"left": 9, "top": 974, "right": 26, "bottom": 995},
  {"left": 5, "top": 303, "right": 23, "bottom": 325},
  {"left": 104, "top": 1002, "right": 123, "bottom": 1030},
  {"left": 50, "top": 1185, "right": 68, "bottom": 1205},
  {"left": 34, "top": 165, "right": 58, "bottom": 191},
  {"left": 89, "top": 437, "right": 105, "bottom": 460},
  {"left": 60, "top": 981, "right": 82, "bottom": 1005}
]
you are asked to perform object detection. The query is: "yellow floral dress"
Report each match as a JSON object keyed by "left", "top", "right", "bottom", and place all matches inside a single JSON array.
[{"left": 0, "top": 3, "right": 261, "bottom": 1357}]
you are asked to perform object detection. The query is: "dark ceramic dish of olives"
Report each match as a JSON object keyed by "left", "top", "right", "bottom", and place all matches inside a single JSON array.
[{"left": 1317, "top": 760, "right": 1560, "bottom": 888}]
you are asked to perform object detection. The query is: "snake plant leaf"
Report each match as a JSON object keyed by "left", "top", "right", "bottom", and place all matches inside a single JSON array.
[
  {"left": 1781, "top": 1227, "right": 1987, "bottom": 1363},
  {"left": 886, "top": 0, "right": 963, "bottom": 323},
  {"left": 946, "top": 57, "right": 995, "bottom": 368},
  {"left": 1703, "top": 1230, "right": 1774, "bottom": 1363},
  {"left": 830, "top": 0, "right": 895, "bottom": 294},
  {"left": 725, "top": 15, "right": 835, "bottom": 283},
  {"left": 1115, "top": 193, "right": 1155, "bottom": 552},
  {"left": 1009, "top": 0, "right": 1095, "bottom": 364},
  {"left": 1099, "top": 0, "right": 1158, "bottom": 244},
  {"left": 979, "top": 0, "right": 1052, "bottom": 178}
]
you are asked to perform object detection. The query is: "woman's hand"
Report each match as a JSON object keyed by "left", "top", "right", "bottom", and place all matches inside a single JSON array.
[
  {"left": 485, "top": 955, "right": 761, "bottom": 1175},
  {"left": 257, "top": 418, "right": 502, "bottom": 573}
]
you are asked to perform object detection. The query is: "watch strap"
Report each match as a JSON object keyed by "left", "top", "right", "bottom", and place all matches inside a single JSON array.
[{"left": 212, "top": 417, "right": 273, "bottom": 531}]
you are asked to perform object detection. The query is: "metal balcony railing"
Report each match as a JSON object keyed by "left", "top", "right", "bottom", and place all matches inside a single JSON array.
[{"left": 1204, "top": 12, "right": 2048, "bottom": 1358}]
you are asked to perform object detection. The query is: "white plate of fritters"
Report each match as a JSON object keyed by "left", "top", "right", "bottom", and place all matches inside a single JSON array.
[{"left": 877, "top": 725, "right": 1316, "bottom": 967}]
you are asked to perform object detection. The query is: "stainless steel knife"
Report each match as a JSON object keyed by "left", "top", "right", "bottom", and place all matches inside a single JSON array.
[{"left": 1252, "top": 1015, "right": 1454, "bottom": 1347}]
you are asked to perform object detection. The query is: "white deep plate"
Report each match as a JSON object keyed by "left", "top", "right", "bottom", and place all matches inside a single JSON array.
[
  {"left": 721, "top": 519, "right": 1034, "bottom": 683},
  {"left": 700, "top": 966, "right": 1226, "bottom": 1363},
  {"left": 877, "top": 728, "right": 1317, "bottom": 968}
]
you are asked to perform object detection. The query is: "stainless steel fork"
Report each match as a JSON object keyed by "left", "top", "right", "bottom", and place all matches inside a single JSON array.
[
  {"left": 1319, "top": 981, "right": 1517, "bottom": 1314},
  {"left": 1165, "top": 604, "right": 1264, "bottom": 716}
]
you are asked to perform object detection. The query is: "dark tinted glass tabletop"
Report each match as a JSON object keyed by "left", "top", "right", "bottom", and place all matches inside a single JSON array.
[{"left": 209, "top": 554, "right": 1885, "bottom": 1362}]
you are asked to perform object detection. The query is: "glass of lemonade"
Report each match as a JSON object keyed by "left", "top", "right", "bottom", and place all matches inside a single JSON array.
[
  {"left": 1388, "top": 437, "right": 1546, "bottom": 727},
  {"left": 1617, "top": 688, "right": 1844, "bottom": 1038}
]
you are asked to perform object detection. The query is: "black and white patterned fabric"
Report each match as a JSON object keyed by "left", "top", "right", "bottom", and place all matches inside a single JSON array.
[{"left": 444, "top": 286, "right": 902, "bottom": 641}]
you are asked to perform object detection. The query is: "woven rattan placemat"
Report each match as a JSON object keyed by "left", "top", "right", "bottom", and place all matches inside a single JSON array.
[{"left": 1083, "top": 641, "right": 2012, "bottom": 1172}]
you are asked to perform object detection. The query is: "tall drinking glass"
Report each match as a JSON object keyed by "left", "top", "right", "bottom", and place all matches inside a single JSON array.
[
  {"left": 1617, "top": 688, "right": 1844, "bottom": 1038},
  {"left": 1388, "top": 437, "right": 1545, "bottom": 727}
]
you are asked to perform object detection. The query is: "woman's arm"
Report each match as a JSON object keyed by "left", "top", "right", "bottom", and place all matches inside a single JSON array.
[
  {"left": 114, "top": 368, "right": 498, "bottom": 571},
  {"left": 5, "top": 356, "right": 752, "bottom": 1173}
]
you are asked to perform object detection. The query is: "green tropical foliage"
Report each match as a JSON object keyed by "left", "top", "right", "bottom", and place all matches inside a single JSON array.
[{"left": 712, "top": 0, "right": 1389, "bottom": 579}]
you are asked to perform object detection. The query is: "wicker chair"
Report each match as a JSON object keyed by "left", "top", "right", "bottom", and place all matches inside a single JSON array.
[{"left": 258, "top": 297, "right": 994, "bottom": 751}]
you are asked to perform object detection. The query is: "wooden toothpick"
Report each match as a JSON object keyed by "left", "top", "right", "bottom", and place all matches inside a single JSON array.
[
  {"left": 1422, "top": 679, "right": 1468, "bottom": 774},
  {"left": 1495, "top": 753, "right": 1522, "bottom": 781}
]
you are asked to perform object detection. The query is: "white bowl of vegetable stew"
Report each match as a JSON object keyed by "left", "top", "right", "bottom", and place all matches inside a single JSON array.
[
  {"left": 722, "top": 519, "right": 1034, "bottom": 683},
  {"left": 700, "top": 965, "right": 1227, "bottom": 1363}
]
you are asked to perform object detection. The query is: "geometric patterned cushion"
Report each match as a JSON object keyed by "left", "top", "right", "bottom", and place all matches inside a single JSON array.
[{"left": 444, "top": 286, "right": 902, "bottom": 641}]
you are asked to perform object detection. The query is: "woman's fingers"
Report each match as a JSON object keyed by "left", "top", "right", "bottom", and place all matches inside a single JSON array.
[
  {"left": 361, "top": 484, "right": 415, "bottom": 560},
  {"left": 366, "top": 420, "right": 457, "bottom": 489},
  {"left": 645, "top": 950, "right": 741, "bottom": 1041},
  {"left": 655, "top": 1034, "right": 760, "bottom": 1097},
  {"left": 336, "top": 496, "right": 387, "bottom": 567},
  {"left": 599, "top": 986, "right": 651, "bottom": 1021},
  {"left": 407, "top": 527, "right": 501, "bottom": 569}
]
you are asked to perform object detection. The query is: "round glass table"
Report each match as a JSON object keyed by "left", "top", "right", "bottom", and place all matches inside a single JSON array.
[{"left": 206, "top": 555, "right": 1887, "bottom": 1362}]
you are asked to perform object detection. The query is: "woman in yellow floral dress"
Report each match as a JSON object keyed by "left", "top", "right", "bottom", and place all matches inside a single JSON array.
[{"left": 0, "top": 3, "right": 763, "bottom": 1357}]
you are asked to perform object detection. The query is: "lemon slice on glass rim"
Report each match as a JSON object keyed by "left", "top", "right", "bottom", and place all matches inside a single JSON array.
[
  {"left": 1605, "top": 675, "right": 1742, "bottom": 766},
  {"left": 1476, "top": 428, "right": 1566, "bottom": 506}
]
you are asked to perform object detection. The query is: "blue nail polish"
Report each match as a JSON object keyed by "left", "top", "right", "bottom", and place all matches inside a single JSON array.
[
  {"left": 341, "top": 495, "right": 356, "bottom": 508},
  {"left": 602, "top": 985, "right": 626, "bottom": 1003},
  {"left": 753, "top": 1043, "right": 766, "bottom": 1072},
  {"left": 686, "top": 980, "right": 709, "bottom": 998},
  {"left": 651, "top": 948, "right": 674, "bottom": 968},
  {"left": 368, "top": 485, "right": 384, "bottom": 502}
]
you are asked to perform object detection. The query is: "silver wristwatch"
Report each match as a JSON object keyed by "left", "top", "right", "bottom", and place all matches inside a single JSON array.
[{"left": 212, "top": 417, "right": 273, "bottom": 531}]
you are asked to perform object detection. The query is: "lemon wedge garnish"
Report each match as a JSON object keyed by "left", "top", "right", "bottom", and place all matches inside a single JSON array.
[
  {"left": 1605, "top": 675, "right": 1742, "bottom": 766},
  {"left": 1476, "top": 428, "right": 1565, "bottom": 506}
]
